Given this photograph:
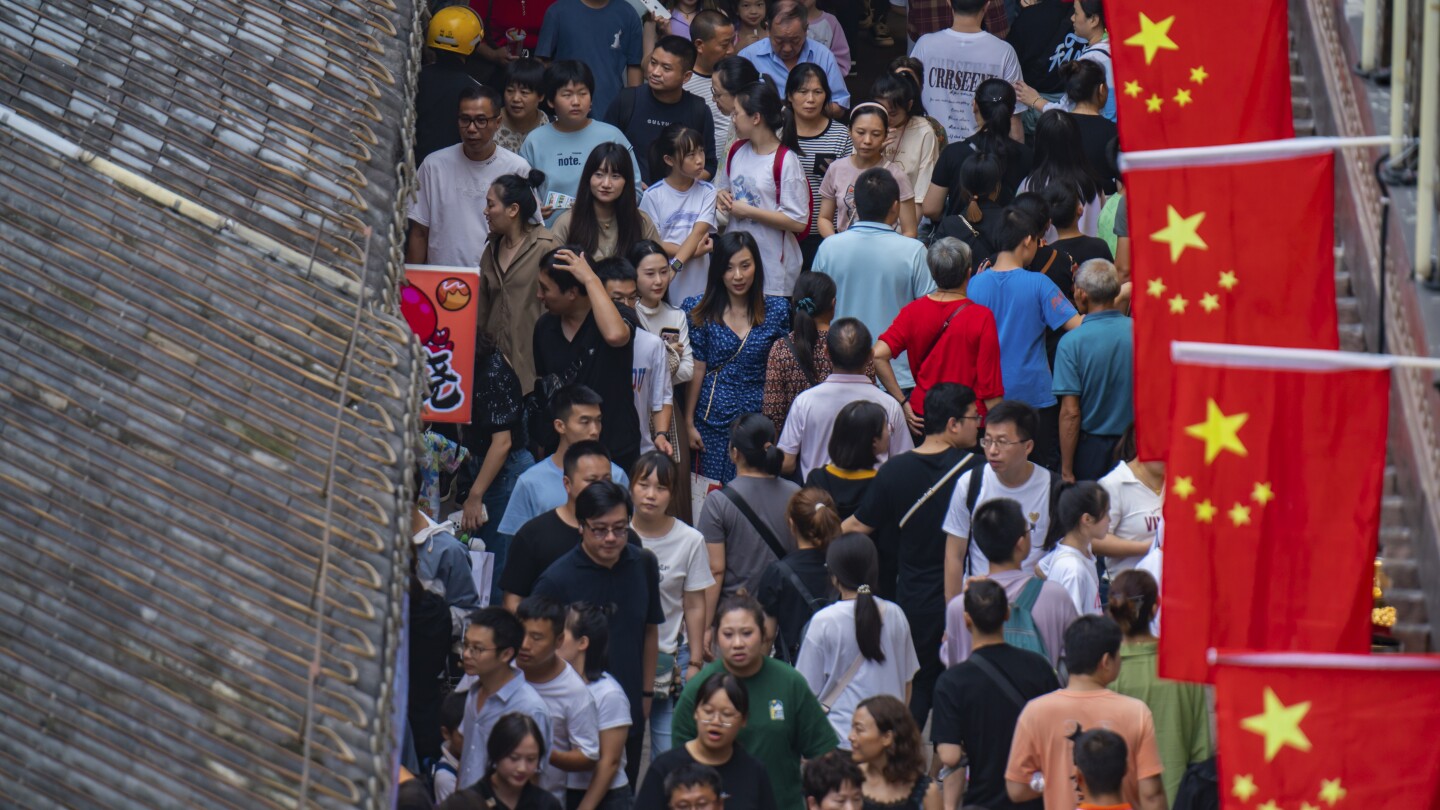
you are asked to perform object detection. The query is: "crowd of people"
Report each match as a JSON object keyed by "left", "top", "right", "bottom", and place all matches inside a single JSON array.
[{"left": 400, "top": 0, "right": 1212, "bottom": 809}]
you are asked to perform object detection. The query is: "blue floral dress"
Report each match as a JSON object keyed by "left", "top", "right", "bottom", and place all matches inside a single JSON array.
[{"left": 682, "top": 295, "right": 791, "bottom": 482}]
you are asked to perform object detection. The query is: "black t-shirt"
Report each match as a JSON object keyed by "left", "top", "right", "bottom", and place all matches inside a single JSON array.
[
  {"left": 439, "top": 777, "right": 565, "bottom": 810},
  {"left": 1072, "top": 114, "right": 1120, "bottom": 195},
  {"left": 1006, "top": 0, "right": 1080, "bottom": 93},
  {"left": 854, "top": 448, "right": 982, "bottom": 616},
  {"left": 931, "top": 644, "right": 1061, "bottom": 810},
  {"left": 803, "top": 467, "right": 875, "bottom": 520},
  {"left": 932, "top": 137, "right": 1033, "bottom": 211},
  {"left": 973, "top": 198, "right": 1010, "bottom": 256},
  {"left": 434, "top": 347, "right": 525, "bottom": 464},
  {"left": 1029, "top": 244, "right": 1078, "bottom": 303},
  {"left": 635, "top": 745, "right": 779, "bottom": 810},
  {"left": 756, "top": 547, "right": 834, "bottom": 663},
  {"left": 533, "top": 309, "right": 640, "bottom": 469},
  {"left": 604, "top": 86, "right": 718, "bottom": 183},
  {"left": 499, "top": 509, "right": 642, "bottom": 598},
  {"left": 1050, "top": 235, "right": 1113, "bottom": 270},
  {"left": 414, "top": 61, "right": 479, "bottom": 164}
]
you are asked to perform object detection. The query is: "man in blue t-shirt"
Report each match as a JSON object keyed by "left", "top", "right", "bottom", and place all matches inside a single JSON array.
[
  {"left": 966, "top": 207, "right": 1081, "bottom": 472},
  {"left": 1052, "top": 258, "right": 1133, "bottom": 483},
  {"left": 536, "top": 0, "right": 643, "bottom": 118}
]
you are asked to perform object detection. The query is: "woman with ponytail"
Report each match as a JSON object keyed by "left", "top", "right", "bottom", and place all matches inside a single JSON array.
[
  {"left": 796, "top": 533, "right": 918, "bottom": 748},
  {"left": 873, "top": 63, "right": 942, "bottom": 226},
  {"left": 480, "top": 169, "right": 559, "bottom": 393},
  {"left": 921, "top": 78, "right": 1033, "bottom": 219},
  {"left": 762, "top": 271, "right": 850, "bottom": 435},
  {"left": 757, "top": 487, "right": 842, "bottom": 664},
  {"left": 1106, "top": 569, "right": 1212, "bottom": 804},
  {"left": 1037, "top": 482, "right": 1110, "bottom": 616}
]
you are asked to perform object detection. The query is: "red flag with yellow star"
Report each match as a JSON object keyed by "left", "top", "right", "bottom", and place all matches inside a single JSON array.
[
  {"left": 1158, "top": 344, "right": 1388, "bottom": 683},
  {"left": 1213, "top": 652, "right": 1440, "bottom": 810},
  {"left": 1127, "top": 152, "right": 1339, "bottom": 461},
  {"left": 1109, "top": 0, "right": 1294, "bottom": 149}
]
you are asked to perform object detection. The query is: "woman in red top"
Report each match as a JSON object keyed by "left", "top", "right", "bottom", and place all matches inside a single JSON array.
[{"left": 874, "top": 236, "right": 1003, "bottom": 434}]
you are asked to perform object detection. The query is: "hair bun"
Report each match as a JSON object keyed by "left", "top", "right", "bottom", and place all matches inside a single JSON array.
[{"left": 527, "top": 168, "right": 548, "bottom": 188}]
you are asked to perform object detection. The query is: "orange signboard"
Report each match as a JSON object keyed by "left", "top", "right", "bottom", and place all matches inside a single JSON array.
[{"left": 402, "top": 265, "right": 480, "bottom": 424}]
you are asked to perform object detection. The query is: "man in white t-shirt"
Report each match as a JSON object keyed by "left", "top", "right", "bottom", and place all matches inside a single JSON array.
[
  {"left": 516, "top": 596, "right": 603, "bottom": 801},
  {"left": 910, "top": 0, "right": 1026, "bottom": 143},
  {"left": 407, "top": 84, "right": 531, "bottom": 267},
  {"left": 941, "top": 400, "right": 1058, "bottom": 598}
]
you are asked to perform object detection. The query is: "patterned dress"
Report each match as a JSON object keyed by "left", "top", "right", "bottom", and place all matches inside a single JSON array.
[
  {"left": 762, "top": 328, "right": 879, "bottom": 437},
  {"left": 682, "top": 295, "right": 790, "bottom": 482}
]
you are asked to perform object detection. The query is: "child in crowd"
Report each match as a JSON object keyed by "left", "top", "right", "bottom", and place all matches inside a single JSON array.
[
  {"left": 558, "top": 603, "right": 634, "bottom": 810},
  {"left": 1072, "top": 728, "right": 1133, "bottom": 810},
  {"left": 799, "top": 0, "right": 850, "bottom": 74},
  {"left": 432, "top": 691, "right": 467, "bottom": 803},
  {"left": 732, "top": 0, "right": 768, "bottom": 51},
  {"left": 642, "top": 124, "right": 719, "bottom": 304}
]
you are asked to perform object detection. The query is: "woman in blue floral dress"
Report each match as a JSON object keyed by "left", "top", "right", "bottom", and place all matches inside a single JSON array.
[{"left": 683, "top": 231, "right": 791, "bottom": 483}]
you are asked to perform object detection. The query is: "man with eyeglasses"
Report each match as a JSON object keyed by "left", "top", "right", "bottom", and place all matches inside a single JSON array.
[
  {"left": 408, "top": 84, "right": 532, "bottom": 268},
  {"left": 663, "top": 762, "right": 726, "bottom": 810},
  {"left": 456, "top": 607, "right": 554, "bottom": 789},
  {"left": 940, "top": 400, "right": 1065, "bottom": 600},
  {"left": 533, "top": 480, "right": 664, "bottom": 788}
]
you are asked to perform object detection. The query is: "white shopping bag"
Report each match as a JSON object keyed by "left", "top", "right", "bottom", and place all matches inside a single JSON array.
[{"left": 469, "top": 549, "right": 495, "bottom": 607}]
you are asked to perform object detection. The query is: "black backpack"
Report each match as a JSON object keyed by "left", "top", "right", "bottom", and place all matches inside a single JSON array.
[
  {"left": 1172, "top": 758, "right": 1219, "bottom": 810},
  {"left": 769, "top": 558, "right": 834, "bottom": 664}
]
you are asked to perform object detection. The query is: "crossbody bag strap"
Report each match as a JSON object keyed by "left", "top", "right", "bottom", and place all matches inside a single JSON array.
[
  {"left": 968, "top": 649, "right": 1028, "bottom": 710},
  {"left": 818, "top": 601, "right": 884, "bottom": 712},
  {"left": 776, "top": 558, "right": 820, "bottom": 609},
  {"left": 721, "top": 486, "right": 788, "bottom": 560},
  {"left": 898, "top": 452, "right": 975, "bottom": 529}
]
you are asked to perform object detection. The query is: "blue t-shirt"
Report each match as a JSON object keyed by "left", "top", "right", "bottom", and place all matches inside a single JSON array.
[
  {"left": 966, "top": 268, "right": 1077, "bottom": 408},
  {"left": 519, "top": 121, "right": 642, "bottom": 226},
  {"left": 536, "top": 0, "right": 643, "bottom": 117},
  {"left": 1051, "top": 309, "right": 1133, "bottom": 435},
  {"left": 497, "top": 455, "right": 631, "bottom": 535}
]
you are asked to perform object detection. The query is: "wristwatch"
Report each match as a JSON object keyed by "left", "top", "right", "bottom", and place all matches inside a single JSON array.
[{"left": 669, "top": 258, "right": 684, "bottom": 272}]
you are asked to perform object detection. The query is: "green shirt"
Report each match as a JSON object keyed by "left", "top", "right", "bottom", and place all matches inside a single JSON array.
[
  {"left": 1111, "top": 641, "right": 1212, "bottom": 805},
  {"left": 674, "top": 658, "right": 839, "bottom": 810}
]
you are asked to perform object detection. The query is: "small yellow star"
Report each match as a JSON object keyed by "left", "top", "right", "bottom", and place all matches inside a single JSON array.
[
  {"left": 1195, "top": 499, "right": 1217, "bottom": 523},
  {"left": 1190, "top": 65, "right": 1209, "bottom": 84},
  {"left": 1252, "top": 481, "right": 1275, "bottom": 505},
  {"left": 1228, "top": 502, "right": 1253, "bottom": 526},
  {"left": 1146, "top": 93, "right": 1164, "bottom": 112},
  {"left": 1184, "top": 398, "right": 1249, "bottom": 463},
  {"left": 1168, "top": 294, "right": 1189, "bottom": 314},
  {"left": 1174, "top": 87, "right": 1194, "bottom": 107},
  {"left": 1151, "top": 205, "right": 1209, "bottom": 263},
  {"left": 1232, "top": 774, "right": 1258, "bottom": 802},
  {"left": 1124, "top": 12, "right": 1180, "bottom": 64},
  {"left": 1219, "top": 269, "right": 1239, "bottom": 290},
  {"left": 1319, "top": 778, "right": 1347, "bottom": 806},
  {"left": 1258, "top": 801, "right": 1280, "bottom": 810},
  {"left": 1124, "top": 80, "right": 1143, "bottom": 97},
  {"left": 1147, "top": 277, "right": 1168, "bottom": 297},
  {"left": 1241, "top": 687, "right": 1313, "bottom": 761},
  {"left": 1199, "top": 292, "right": 1220, "bottom": 313},
  {"left": 1171, "top": 475, "right": 1195, "bottom": 500}
]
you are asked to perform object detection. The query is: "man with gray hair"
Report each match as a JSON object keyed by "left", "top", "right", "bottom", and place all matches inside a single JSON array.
[
  {"left": 1052, "top": 259, "right": 1133, "bottom": 482},
  {"left": 738, "top": 0, "right": 850, "bottom": 114}
]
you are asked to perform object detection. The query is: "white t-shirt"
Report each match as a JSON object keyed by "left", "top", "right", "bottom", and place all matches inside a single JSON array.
[
  {"left": 632, "top": 328, "right": 674, "bottom": 455},
  {"left": 408, "top": 144, "right": 531, "bottom": 267},
  {"left": 910, "top": 29, "right": 1025, "bottom": 143},
  {"left": 716, "top": 141, "right": 810, "bottom": 296},
  {"left": 795, "top": 597, "right": 920, "bottom": 746},
  {"left": 1135, "top": 524, "right": 1163, "bottom": 635},
  {"left": 636, "top": 300, "right": 695, "bottom": 386},
  {"left": 636, "top": 518, "right": 716, "bottom": 654},
  {"left": 942, "top": 463, "right": 1053, "bottom": 575},
  {"left": 639, "top": 178, "right": 719, "bottom": 304},
  {"left": 1017, "top": 177, "right": 1104, "bottom": 238},
  {"left": 1038, "top": 543, "right": 1102, "bottom": 616},
  {"left": 776, "top": 375, "right": 914, "bottom": 480},
  {"left": 527, "top": 662, "right": 602, "bottom": 799},
  {"left": 582, "top": 674, "right": 632, "bottom": 790},
  {"left": 685, "top": 71, "right": 728, "bottom": 165},
  {"left": 1098, "top": 461, "right": 1164, "bottom": 573}
]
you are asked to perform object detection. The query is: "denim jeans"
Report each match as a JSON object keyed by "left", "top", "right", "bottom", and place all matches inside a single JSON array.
[
  {"left": 477, "top": 447, "right": 535, "bottom": 604},
  {"left": 649, "top": 645, "right": 691, "bottom": 760}
]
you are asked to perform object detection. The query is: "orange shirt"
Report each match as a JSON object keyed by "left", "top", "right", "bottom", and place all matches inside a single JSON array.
[{"left": 1005, "top": 689, "right": 1164, "bottom": 810}]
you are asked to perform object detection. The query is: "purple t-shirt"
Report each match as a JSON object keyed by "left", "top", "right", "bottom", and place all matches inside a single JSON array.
[{"left": 941, "top": 568, "right": 1078, "bottom": 670}]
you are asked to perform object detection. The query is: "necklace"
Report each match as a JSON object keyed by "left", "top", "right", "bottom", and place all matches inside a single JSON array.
[{"left": 1129, "top": 460, "right": 1164, "bottom": 494}]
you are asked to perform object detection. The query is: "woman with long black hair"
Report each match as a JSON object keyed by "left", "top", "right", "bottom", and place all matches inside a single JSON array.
[
  {"left": 1017, "top": 109, "right": 1106, "bottom": 237},
  {"left": 761, "top": 271, "right": 839, "bottom": 436},
  {"left": 551, "top": 142, "right": 661, "bottom": 261},
  {"left": 921, "top": 78, "right": 1033, "bottom": 219}
]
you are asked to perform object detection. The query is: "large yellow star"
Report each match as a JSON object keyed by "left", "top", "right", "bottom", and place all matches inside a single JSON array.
[
  {"left": 1241, "top": 687, "right": 1313, "bottom": 761},
  {"left": 1302, "top": 803, "right": 1321, "bottom": 810},
  {"left": 1146, "top": 93, "right": 1164, "bottom": 112},
  {"left": 1219, "top": 269, "right": 1239, "bottom": 290},
  {"left": 1174, "top": 87, "right": 1194, "bottom": 107},
  {"left": 1168, "top": 294, "right": 1189, "bottom": 314},
  {"left": 1124, "top": 12, "right": 1180, "bottom": 64},
  {"left": 1232, "top": 774, "right": 1258, "bottom": 802},
  {"left": 1195, "top": 499, "right": 1217, "bottom": 523},
  {"left": 1171, "top": 475, "right": 1195, "bottom": 499},
  {"left": 1318, "top": 778, "right": 1347, "bottom": 806},
  {"left": 1184, "top": 399, "right": 1249, "bottom": 463},
  {"left": 1190, "top": 65, "right": 1209, "bottom": 84},
  {"left": 1199, "top": 292, "right": 1220, "bottom": 313},
  {"left": 1151, "top": 206, "right": 1208, "bottom": 263},
  {"left": 1251, "top": 481, "right": 1275, "bottom": 505},
  {"left": 1228, "top": 502, "right": 1252, "bottom": 526},
  {"left": 1124, "top": 80, "right": 1143, "bottom": 97}
]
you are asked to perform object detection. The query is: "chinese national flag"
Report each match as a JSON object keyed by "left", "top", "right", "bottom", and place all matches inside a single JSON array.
[
  {"left": 1128, "top": 153, "right": 1339, "bottom": 461},
  {"left": 1158, "top": 346, "right": 1388, "bottom": 683},
  {"left": 1213, "top": 653, "right": 1440, "bottom": 810},
  {"left": 1109, "top": 0, "right": 1293, "bottom": 150}
]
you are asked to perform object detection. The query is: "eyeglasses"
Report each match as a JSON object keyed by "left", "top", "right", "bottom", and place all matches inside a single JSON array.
[
  {"left": 611, "top": 293, "right": 640, "bottom": 307},
  {"left": 672, "top": 801, "right": 718, "bottom": 810},
  {"left": 980, "top": 436, "right": 1026, "bottom": 450},
  {"left": 458, "top": 115, "right": 499, "bottom": 129},
  {"left": 461, "top": 643, "right": 497, "bottom": 657},
  {"left": 959, "top": 414, "right": 982, "bottom": 422},
  {"left": 698, "top": 709, "right": 738, "bottom": 728},
  {"left": 584, "top": 523, "right": 630, "bottom": 539}
]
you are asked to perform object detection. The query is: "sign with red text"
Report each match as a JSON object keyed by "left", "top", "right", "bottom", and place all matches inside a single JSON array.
[{"left": 402, "top": 265, "right": 479, "bottom": 424}]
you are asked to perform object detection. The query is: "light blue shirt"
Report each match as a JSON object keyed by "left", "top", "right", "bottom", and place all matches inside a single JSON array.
[
  {"left": 966, "top": 267, "right": 1078, "bottom": 408},
  {"left": 811, "top": 221, "right": 933, "bottom": 388},
  {"left": 457, "top": 672, "right": 554, "bottom": 789},
  {"left": 497, "top": 454, "right": 631, "bottom": 535},
  {"left": 519, "top": 122, "right": 643, "bottom": 226},
  {"left": 738, "top": 38, "right": 851, "bottom": 108},
  {"left": 1052, "top": 309, "right": 1133, "bottom": 434}
]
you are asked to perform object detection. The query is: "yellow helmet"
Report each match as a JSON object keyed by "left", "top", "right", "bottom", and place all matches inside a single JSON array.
[{"left": 427, "top": 6, "right": 484, "bottom": 56}]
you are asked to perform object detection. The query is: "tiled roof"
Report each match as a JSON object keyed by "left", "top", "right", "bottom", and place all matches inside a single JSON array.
[{"left": 0, "top": 0, "right": 425, "bottom": 807}]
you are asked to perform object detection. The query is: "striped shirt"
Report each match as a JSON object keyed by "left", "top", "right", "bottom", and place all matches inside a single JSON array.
[{"left": 796, "top": 120, "right": 854, "bottom": 227}]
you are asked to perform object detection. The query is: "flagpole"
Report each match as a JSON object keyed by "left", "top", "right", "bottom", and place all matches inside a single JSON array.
[
  {"left": 1210, "top": 650, "right": 1440, "bottom": 671},
  {"left": 1120, "top": 136, "right": 1397, "bottom": 170},
  {"left": 1170, "top": 341, "right": 1440, "bottom": 371}
]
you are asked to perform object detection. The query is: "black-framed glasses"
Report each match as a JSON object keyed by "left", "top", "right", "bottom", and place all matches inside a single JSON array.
[
  {"left": 458, "top": 115, "right": 499, "bottom": 129},
  {"left": 584, "top": 523, "right": 629, "bottom": 539}
]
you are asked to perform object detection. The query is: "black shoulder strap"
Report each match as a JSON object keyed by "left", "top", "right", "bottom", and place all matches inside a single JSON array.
[
  {"left": 966, "top": 464, "right": 985, "bottom": 514},
  {"left": 721, "top": 486, "right": 789, "bottom": 560},
  {"left": 1044, "top": 468, "right": 1066, "bottom": 547},
  {"left": 775, "top": 558, "right": 822, "bottom": 609},
  {"left": 619, "top": 87, "right": 637, "bottom": 132},
  {"left": 968, "top": 649, "right": 1028, "bottom": 710},
  {"left": 938, "top": 299, "right": 973, "bottom": 334}
]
